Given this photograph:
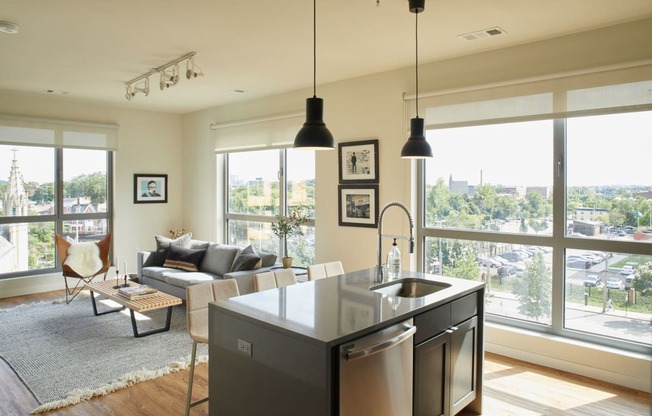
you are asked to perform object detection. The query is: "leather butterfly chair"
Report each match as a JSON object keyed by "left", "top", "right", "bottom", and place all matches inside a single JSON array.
[{"left": 55, "top": 233, "right": 112, "bottom": 304}]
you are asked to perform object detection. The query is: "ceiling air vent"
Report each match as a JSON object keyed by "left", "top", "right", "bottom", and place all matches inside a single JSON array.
[{"left": 458, "top": 27, "right": 506, "bottom": 41}]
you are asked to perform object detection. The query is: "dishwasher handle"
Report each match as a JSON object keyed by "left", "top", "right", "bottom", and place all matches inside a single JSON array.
[{"left": 345, "top": 324, "right": 417, "bottom": 361}]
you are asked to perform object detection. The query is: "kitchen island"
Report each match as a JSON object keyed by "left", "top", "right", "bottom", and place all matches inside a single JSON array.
[{"left": 208, "top": 268, "right": 485, "bottom": 416}]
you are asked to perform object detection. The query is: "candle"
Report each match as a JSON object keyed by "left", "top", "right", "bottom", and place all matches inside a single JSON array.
[{"left": 124, "top": 260, "right": 128, "bottom": 276}]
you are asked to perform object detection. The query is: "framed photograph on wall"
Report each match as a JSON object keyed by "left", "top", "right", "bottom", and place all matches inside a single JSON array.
[
  {"left": 338, "top": 185, "right": 379, "bottom": 228},
  {"left": 134, "top": 174, "right": 168, "bottom": 204},
  {"left": 338, "top": 139, "right": 379, "bottom": 183}
]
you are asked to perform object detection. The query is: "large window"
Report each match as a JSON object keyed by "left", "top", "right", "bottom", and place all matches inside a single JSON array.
[
  {"left": 225, "top": 148, "right": 315, "bottom": 266},
  {"left": 0, "top": 145, "right": 112, "bottom": 278},
  {"left": 418, "top": 77, "right": 652, "bottom": 353}
]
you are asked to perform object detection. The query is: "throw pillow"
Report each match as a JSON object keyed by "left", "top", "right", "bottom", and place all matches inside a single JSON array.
[
  {"left": 153, "top": 233, "right": 193, "bottom": 266},
  {"left": 163, "top": 244, "right": 207, "bottom": 272},
  {"left": 230, "top": 245, "right": 261, "bottom": 272},
  {"left": 253, "top": 249, "right": 277, "bottom": 269},
  {"left": 200, "top": 244, "right": 240, "bottom": 276}
]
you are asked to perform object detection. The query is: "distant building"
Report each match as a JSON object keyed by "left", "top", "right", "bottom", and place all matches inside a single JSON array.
[
  {"left": 572, "top": 220, "right": 603, "bottom": 237},
  {"left": 502, "top": 186, "right": 526, "bottom": 199},
  {"left": 0, "top": 151, "right": 29, "bottom": 272},
  {"left": 575, "top": 207, "right": 609, "bottom": 222},
  {"left": 526, "top": 186, "right": 550, "bottom": 199},
  {"left": 449, "top": 174, "right": 469, "bottom": 195}
]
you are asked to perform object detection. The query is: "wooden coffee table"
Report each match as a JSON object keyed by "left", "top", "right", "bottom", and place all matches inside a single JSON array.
[{"left": 84, "top": 280, "right": 182, "bottom": 337}]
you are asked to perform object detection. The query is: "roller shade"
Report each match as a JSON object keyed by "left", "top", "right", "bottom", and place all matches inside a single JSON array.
[
  {"left": 0, "top": 114, "right": 119, "bottom": 150},
  {"left": 405, "top": 63, "right": 652, "bottom": 129},
  {"left": 210, "top": 112, "right": 303, "bottom": 153}
]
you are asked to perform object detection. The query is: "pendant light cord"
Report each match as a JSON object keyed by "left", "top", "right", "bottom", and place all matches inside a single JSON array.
[
  {"left": 415, "top": 10, "right": 419, "bottom": 118},
  {"left": 313, "top": 0, "right": 317, "bottom": 98}
]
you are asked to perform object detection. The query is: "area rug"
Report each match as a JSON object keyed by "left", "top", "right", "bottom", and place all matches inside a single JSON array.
[{"left": 0, "top": 293, "right": 206, "bottom": 414}]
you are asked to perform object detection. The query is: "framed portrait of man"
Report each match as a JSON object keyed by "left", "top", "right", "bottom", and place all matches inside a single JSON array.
[{"left": 134, "top": 174, "right": 168, "bottom": 204}]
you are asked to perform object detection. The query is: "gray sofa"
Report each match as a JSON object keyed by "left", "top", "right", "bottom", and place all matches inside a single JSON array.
[{"left": 136, "top": 235, "right": 277, "bottom": 299}]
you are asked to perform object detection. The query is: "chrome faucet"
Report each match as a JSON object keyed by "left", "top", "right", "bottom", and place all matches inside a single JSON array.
[{"left": 377, "top": 201, "right": 414, "bottom": 282}]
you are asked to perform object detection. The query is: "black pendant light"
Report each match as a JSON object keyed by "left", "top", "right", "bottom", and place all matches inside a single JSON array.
[
  {"left": 401, "top": 0, "right": 433, "bottom": 159},
  {"left": 293, "top": 0, "right": 335, "bottom": 150}
]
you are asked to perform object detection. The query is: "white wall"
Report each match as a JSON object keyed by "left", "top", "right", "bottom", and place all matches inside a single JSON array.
[{"left": 0, "top": 91, "right": 184, "bottom": 297}]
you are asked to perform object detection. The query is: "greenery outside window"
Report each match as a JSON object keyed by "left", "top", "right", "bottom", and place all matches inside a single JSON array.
[{"left": 225, "top": 148, "right": 315, "bottom": 266}]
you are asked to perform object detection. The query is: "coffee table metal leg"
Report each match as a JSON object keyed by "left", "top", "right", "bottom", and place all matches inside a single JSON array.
[
  {"left": 89, "top": 291, "right": 125, "bottom": 316},
  {"left": 130, "top": 306, "right": 174, "bottom": 338}
]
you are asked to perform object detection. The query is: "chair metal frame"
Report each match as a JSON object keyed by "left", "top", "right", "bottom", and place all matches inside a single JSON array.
[{"left": 55, "top": 233, "right": 112, "bottom": 304}]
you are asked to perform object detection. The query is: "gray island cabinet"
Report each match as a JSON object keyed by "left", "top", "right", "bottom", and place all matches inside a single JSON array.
[{"left": 209, "top": 268, "right": 484, "bottom": 416}]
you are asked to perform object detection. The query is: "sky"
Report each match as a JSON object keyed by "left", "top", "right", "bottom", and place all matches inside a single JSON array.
[
  {"left": 425, "top": 111, "right": 651, "bottom": 188},
  {"left": 0, "top": 146, "right": 106, "bottom": 184}
]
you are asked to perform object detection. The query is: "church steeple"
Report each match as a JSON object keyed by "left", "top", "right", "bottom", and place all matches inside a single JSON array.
[{"left": 3, "top": 149, "right": 29, "bottom": 217}]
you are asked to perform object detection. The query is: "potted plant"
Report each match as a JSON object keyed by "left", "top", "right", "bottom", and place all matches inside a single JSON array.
[{"left": 271, "top": 207, "right": 308, "bottom": 268}]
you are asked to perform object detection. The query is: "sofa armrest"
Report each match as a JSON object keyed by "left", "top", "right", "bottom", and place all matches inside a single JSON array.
[{"left": 137, "top": 251, "right": 155, "bottom": 277}]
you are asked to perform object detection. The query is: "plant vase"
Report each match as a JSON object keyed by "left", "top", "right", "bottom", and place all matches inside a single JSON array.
[{"left": 282, "top": 257, "right": 293, "bottom": 269}]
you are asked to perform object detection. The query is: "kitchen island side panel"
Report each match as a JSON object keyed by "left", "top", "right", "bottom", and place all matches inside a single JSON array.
[{"left": 209, "top": 305, "right": 334, "bottom": 416}]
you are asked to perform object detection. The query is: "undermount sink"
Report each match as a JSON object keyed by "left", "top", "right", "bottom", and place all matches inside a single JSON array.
[{"left": 371, "top": 278, "right": 451, "bottom": 298}]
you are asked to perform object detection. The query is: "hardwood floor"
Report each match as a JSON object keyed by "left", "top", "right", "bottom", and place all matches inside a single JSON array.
[{"left": 1, "top": 290, "right": 650, "bottom": 415}]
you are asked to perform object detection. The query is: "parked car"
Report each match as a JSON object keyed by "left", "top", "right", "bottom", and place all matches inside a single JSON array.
[
  {"left": 619, "top": 265, "right": 635, "bottom": 276},
  {"left": 583, "top": 275, "right": 600, "bottom": 287},
  {"left": 478, "top": 258, "right": 501, "bottom": 268},
  {"left": 491, "top": 256, "right": 511, "bottom": 266},
  {"left": 566, "top": 259, "right": 591, "bottom": 269},
  {"left": 606, "top": 277, "right": 624, "bottom": 290},
  {"left": 497, "top": 265, "right": 516, "bottom": 276},
  {"left": 500, "top": 252, "right": 523, "bottom": 262}
]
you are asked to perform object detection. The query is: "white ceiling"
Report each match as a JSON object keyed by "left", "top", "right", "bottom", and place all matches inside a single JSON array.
[{"left": 1, "top": 0, "right": 651, "bottom": 114}]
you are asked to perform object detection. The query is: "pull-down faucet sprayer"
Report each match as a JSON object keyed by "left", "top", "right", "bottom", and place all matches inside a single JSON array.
[{"left": 377, "top": 201, "right": 414, "bottom": 282}]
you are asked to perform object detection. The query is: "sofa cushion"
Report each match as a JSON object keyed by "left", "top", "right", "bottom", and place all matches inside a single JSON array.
[
  {"left": 151, "top": 233, "right": 193, "bottom": 266},
  {"left": 161, "top": 271, "right": 217, "bottom": 288},
  {"left": 163, "top": 244, "right": 207, "bottom": 272},
  {"left": 189, "top": 239, "right": 211, "bottom": 249},
  {"left": 200, "top": 244, "right": 239, "bottom": 276},
  {"left": 141, "top": 266, "right": 187, "bottom": 280},
  {"left": 254, "top": 250, "right": 277, "bottom": 269},
  {"left": 230, "top": 245, "right": 261, "bottom": 272}
]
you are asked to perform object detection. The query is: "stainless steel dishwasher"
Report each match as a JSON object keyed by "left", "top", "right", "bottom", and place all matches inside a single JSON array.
[{"left": 340, "top": 320, "right": 416, "bottom": 416}]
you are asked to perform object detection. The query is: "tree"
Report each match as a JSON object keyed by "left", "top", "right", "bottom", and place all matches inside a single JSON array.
[
  {"left": 32, "top": 182, "right": 54, "bottom": 203},
  {"left": 64, "top": 172, "right": 107, "bottom": 204},
  {"left": 437, "top": 239, "right": 479, "bottom": 280},
  {"left": 512, "top": 253, "right": 551, "bottom": 320},
  {"left": 633, "top": 261, "right": 652, "bottom": 296}
]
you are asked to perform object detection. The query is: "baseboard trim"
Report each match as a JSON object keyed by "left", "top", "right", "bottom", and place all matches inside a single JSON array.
[{"left": 486, "top": 323, "right": 651, "bottom": 393}]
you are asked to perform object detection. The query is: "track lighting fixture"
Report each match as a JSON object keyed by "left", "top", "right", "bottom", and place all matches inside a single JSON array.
[
  {"left": 186, "top": 57, "right": 203, "bottom": 79},
  {"left": 124, "top": 52, "right": 200, "bottom": 101},
  {"left": 401, "top": 0, "right": 433, "bottom": 159}
]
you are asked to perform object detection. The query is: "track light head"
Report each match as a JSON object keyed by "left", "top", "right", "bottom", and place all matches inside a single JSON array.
[
  {"left": 186, "top": 57, "right": 203, "bottom": 79},
  {"left": 159, "top": 64, "right": 179, "bottom": 90},
  {"left": 125, "top": 77, "right": 150, "bottom": 101}
]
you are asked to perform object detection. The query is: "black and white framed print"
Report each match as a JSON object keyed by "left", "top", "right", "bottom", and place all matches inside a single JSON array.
[
  {"left": 338, "top": 185, "right": 379, "bottom": 228},
  {"left": 134, "top": 174, "right": 168, "bottom": 204},
  {"left": 338, "top": 139, "right": 379, "bottom": 184}
]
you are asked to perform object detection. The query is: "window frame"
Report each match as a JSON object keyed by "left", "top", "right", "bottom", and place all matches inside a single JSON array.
[
  {"left": 223, "top": 148, "right": 315, "bottom": 260},
  {"left": 417, "top": 110, "right": 651, "bottom": 355},
  {"left": 0, "top": 147, "right": 113, "bottom": 280}
]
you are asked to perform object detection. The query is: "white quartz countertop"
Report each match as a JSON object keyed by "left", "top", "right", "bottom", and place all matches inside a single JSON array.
[{"left": 210, "top": 268, "right": 484, "bottom": 346}]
